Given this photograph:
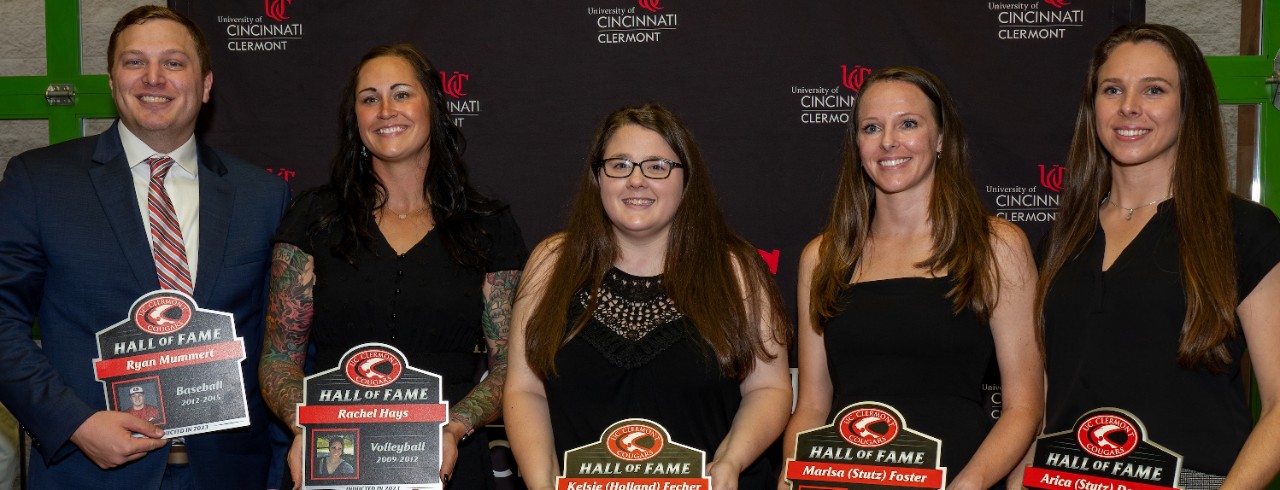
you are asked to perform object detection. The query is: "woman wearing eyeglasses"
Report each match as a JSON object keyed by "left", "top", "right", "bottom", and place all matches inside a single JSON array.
[
  {"left": 780, "top": 67, "right": 1042, "bottom": 490},
  {"left": 504, "top": 103, "right": 792, "bottom": 490}
]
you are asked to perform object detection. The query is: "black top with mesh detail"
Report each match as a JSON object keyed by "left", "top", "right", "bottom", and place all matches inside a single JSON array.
[{"left": 543, "top": 268, "right": 772, "bottom": 488}]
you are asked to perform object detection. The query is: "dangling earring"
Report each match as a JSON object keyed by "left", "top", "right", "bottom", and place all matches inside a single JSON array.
[
  {"left": 935, "top": 150, "right": 942, "bottom": 160},
  {"left": 360, "top": 145, "right": 369, "bottom": 158}
]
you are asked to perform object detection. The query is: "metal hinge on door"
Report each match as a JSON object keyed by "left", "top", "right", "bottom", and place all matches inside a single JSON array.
[
  {"left": 1268, "top": 49, "right": 1280, "bottom": 110},
  {"left": 45, "top": 83, "right": 74, "bottom": 106}
]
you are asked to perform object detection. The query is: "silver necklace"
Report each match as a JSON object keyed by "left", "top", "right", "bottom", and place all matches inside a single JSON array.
[
  {"left": 380, "top": 207, "right": 426, "bottom": 220},
  {"left": 1105, "top": 192, "right": 1171, "bottom": 221}
]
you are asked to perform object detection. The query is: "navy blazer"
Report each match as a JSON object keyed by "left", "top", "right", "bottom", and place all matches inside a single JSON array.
[{"left": 0, "top": 122, "right": 290, "bottom": 489}]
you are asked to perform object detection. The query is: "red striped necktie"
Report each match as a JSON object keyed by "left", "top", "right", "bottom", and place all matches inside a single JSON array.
[{"left": 146, "top": 155, "right": 194, "bottom": 295}]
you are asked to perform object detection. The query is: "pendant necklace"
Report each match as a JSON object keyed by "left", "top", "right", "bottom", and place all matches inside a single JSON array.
[{"left": 1104, "top": 192, "right": 1172, "bottom": 221}]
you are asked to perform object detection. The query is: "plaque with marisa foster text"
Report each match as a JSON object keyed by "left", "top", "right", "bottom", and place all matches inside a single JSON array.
[
  {"left": 558, "top": 418, "right": 713, "bottom": 490},
  {"left": 784, "top": 402, "right": 946, "bottom": 489},
  {"left": 92, "top": 290, "right": 250, "bottom": 438},
  {"left": 1023, "top": 408, "right": 1181, "bottom": 490},
  {"left": 297, "top": 343, "right": 448, "bottom": 490}
]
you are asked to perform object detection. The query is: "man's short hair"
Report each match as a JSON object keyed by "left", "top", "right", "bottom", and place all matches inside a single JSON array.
[{"left": 107, "top": 5, "right": 212, "bottom": 77}]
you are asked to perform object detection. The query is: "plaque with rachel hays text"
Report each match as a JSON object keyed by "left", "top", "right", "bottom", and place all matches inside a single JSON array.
[
  {"left": 558, "top": 418, "right": 712, "bottom": 490},
  {"left": 784, "top": 402, "right": 946, "bottom": 489},
  {"left": 298, "top": 343, "right": 448, "bottom": 490},
  {"left": 92, "top": 290, "right": 250, "bottom": 438},
  {"left": 1023, "top": 408, "right": 1181, "bottom": 490}
]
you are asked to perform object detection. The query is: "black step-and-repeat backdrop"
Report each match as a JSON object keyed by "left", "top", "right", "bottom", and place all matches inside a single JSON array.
[
  {"left": 172, "top": 0, "right": 1142, "bottom": 295},
  {"left": 170, "top": 1, "right": 1142, "bottom": 486}
]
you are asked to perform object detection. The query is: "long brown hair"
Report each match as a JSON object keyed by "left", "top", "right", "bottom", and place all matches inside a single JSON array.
[
  {"left": 522, "top": 103, "right": 791, "bottom": 380},
  {"left": 810, "top": 66, "right": 996, "bottom": 331},
  {"left": 1036, "top": 23, "right": 1236, "bottom": 369}
]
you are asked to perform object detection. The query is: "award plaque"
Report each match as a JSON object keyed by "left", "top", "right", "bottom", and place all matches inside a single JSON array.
[
  {"left": 1023, "top": 408, "right": 1181, "bottom": 490},
  {"left": 558, "top": 418, "right": 712, "bottom": 490},
  {"left": 297, "top": 343, "right": 448, "bottom": 490},
  {"left": 784, "top": 402, "right": 946, "bottom": 489},
  {"left": 92, "top": 290, "right": 250, "bottom": 437}
]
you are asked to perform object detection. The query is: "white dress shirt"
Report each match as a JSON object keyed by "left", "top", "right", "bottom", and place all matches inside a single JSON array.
[{"left": 119, "top": 124, "right": 201, "bottom": 285}]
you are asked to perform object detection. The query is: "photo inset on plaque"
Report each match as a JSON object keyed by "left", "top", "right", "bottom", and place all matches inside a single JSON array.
[
  {"left": 312, "top": 430, "right": 360, "bottom": 480},
  {"left": 112, "top": 377, "right": 166, "bottom": 425}
]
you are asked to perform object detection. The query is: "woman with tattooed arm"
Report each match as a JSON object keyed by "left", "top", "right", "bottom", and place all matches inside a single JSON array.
[{"left": 259, "top": 44, "right": 528, "bottom": 488}]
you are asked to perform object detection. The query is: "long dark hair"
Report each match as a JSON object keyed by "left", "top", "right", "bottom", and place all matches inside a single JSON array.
[
  {"left": 316, "top": 43, "right": 498, "bottom": 267},
  {"left": 1036, "top": 23, "right": 1236, "bottom": 369},
  {"left": 810, "top": 66, "right": 996, "bottom": 332},
  {"left": 521, "top": 103, "right": 791, "bottom": 380}
]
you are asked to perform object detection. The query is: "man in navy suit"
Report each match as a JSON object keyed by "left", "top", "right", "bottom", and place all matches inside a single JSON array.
[{"left": 0, "top": 6, "right": 288, "bottom": 488}]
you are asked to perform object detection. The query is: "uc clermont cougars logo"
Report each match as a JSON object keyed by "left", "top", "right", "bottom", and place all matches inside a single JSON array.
[
  {"left": 344, "top": 348, "right": 403, "bottom": 388},
  {"left": 1077, "top": 413, "right": 1139, "bottom": 459},
  {"left": 606, "top": 423, "right": 665, "bottom": 461},
  {"left": 839, "top": 407, "right": 900, "bottom": 448},
  {"left": 134, "top": 295, "right": 193, "bottom": 335}
]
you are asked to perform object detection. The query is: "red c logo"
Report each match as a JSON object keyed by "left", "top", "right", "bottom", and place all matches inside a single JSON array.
[
  {"left": 440, "top": 72, "right": 469, "bottom": 99},
  {"left": 638, "top": 0, "right": 664, "bottom": 13},
  {"left": 841, "top": 65, "right": 872, "bottom": 92},
  {"left": 264, "top": 0, "right": 291, "bottom": 22}
]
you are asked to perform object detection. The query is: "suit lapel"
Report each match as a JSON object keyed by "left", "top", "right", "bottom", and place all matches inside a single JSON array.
[
  {"left": 89, "top": 123, "right": 155, "bottom": 292},
  {"left": 194, "top": 144, "right": 233, "bottom": 306}
]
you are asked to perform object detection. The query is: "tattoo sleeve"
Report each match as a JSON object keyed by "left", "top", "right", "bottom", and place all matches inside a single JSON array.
[
  {"left": 451, "top": 269, "right": 522, "bottom": 434},
  {"left": 260, "top": 243, "right": 316, "bottom": 433}
]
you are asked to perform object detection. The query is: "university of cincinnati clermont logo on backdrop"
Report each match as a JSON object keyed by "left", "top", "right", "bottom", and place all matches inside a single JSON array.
[
  {"left": 1076, "top": 414, "right": 1139, "bottom": 459},
  {"left": 439, "top": 70, "right": 481, "bottom": 127},
  {"left": 344, "top": 348, "right": 404, "bottom": 389},
  {"left": 986, "top": 163, "right": 1065, "bottom": 223},
  {"left": 790, "top": 64, "right": 868, "bottom": 125},
  {"left": 987, "top": 0, "right": 1085, "bottom": 40},
  {"left": 606, "top": 423, "right": 666, "bottom": 461},
  {"left": 135, "top": 296, "right": 194, "bottom": 335},
  {"left": 838, "top": 407, "right": 901, "bottom": 448},
  {"left": 217, "top": 0, "right": 304, "bottom": 52},
  {"left": 588, "top": 0, "right": 679, "bottom": 44}
]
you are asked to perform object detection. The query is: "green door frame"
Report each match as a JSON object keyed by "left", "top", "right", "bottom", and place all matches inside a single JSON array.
[
  {"left": 1207, "top": 5, "right": 1280, "bottom": 211},
  {"left": 1206, "top": 8, "right": 1278, "bottom": 488},
  {"left": 0, "top": 0, "right": 115, "bottom": 144}
]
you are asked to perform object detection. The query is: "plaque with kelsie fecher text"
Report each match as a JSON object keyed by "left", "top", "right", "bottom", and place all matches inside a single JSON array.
[
  {"left": 558, "top": 418, "right": 712, "bottom": 490},
  {"left": 1023, "top": 408, "right": 1181, "bottom": 490},
  {"left": 92, "top": 290, "right": 250, "bottom": 438},
  {"left": 784, "top": 402, "right": 946, "bottom": 489},
  {"left": 297, "top": 343, "right": 448, "bottom": 490}
]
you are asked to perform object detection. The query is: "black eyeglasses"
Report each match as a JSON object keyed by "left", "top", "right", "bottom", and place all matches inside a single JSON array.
[{"left": 596, "top": 158, "right": 684, "bottom": 179}]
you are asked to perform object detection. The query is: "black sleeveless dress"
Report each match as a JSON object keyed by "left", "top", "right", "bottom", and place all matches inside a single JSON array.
[
  {"left": 542, "top": 268, "right": 773, "bottom": 489},
  {"left": 824, "top": 276, "right": 994, "bottom": 483}
]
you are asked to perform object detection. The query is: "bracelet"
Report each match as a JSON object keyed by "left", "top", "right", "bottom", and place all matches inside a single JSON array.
[{"left": 449, "top": 414, "right": 475, "bottom": 442}]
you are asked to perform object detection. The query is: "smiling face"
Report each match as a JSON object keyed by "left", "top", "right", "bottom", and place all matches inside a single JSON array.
[
  {"left": 130, "top": 391, "right": 145, "bottom": 408},
  {"left": 355, "top": 55, "right": 433, "bottom": 166},
  {"left": 598, "top": 124, "right": 685, "bottom": 243},
  {"left": 855, "top": 80, "right": 943, "bottom": 200},
  {"left": 328, "top": 440, "right": 344, "bottom": 460},
  {"left": 1094, "top": 41, "right": 1182, "bottom": 171},
  {"left": 108, "top": 19, "right": 211, "bottom": 153}
]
